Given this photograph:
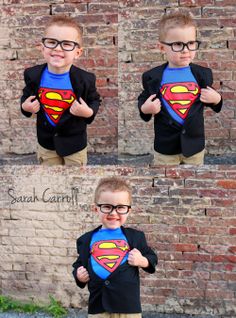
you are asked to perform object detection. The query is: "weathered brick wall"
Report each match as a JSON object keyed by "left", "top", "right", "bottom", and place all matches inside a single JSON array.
[
  {"left": 0, "top": 1, "right": 118, "bottom": 155},
  {"left": 119, "top": 1, "right": 236, "bottom": 156},
  {"left": 1, "top": 165, "right": 236, "bottom": 316}
]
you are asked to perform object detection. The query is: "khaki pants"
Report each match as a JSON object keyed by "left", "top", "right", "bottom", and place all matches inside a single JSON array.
[
  {"left": 88, "top": 314, "right": 142, "bottom": 318},
  {"left": 153, "top": 149, "right": 205, "bottom": 165},
  {"left": 37, "top": 144, "right": 87, "bottom": 166}
]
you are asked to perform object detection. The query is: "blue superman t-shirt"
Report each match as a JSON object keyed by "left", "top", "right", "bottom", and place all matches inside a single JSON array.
[
  {"left": 38, "top": 67, "right": 76, "bottom": 127},
  {"left": 160, "top": 66, "right": 200, "bottom": 125},
  {"left": 90, "top": 228, "right": 130, "bottom": 279}
]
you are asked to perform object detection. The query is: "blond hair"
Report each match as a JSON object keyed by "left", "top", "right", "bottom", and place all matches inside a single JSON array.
[
  {"left": 159, "top": 11, "right": 196, "bottom": 41},
  {"left": 94, "top": 177, "right": 132, "bottom": 204},
  {"left": 45, "top": 15, "right": 82, "bottom": 43}
]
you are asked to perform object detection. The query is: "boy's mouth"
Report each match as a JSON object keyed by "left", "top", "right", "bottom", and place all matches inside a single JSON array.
[
  {"left": 51, "top": 54, "right": 64, "bottom": 59},
  {"left": 107, "top": 216, "right": 119, "bottom": 221}
]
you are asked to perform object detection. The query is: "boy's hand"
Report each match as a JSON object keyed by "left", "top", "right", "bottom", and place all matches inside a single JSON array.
[
  {"left": 76, "top": 266, "right": 90, "bottom": 283},
  {"left": 128, "top": 248, "right": 149, "bottom": 268},
  {"left": 70, "top": 97, "right": 93, "bottom": 118},
  {"left": 200, "top": 86, "right": 221, "bottom": 105},
  {"left": 140, "top": 94, "right": 161, "bottom": 115},
  {"left": 22, "top": 96, "right": 40, "bottom": 114}
]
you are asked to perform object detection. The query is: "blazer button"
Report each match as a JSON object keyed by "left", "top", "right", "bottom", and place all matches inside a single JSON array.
[
  {"left": 54, "top": 133, "right": 58, "bottom": 137},
  {"left": 105, "top": 280, "right": 110, "bottom": 286},
  {"left": 182, "top": 129, "right": 186, "bottom": 135}
]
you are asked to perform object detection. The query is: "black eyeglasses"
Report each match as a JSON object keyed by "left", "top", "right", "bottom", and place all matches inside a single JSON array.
[
  {"left": 160, "top": 40, "right": 201, "bottom": 52},
  {"left": 42, "top": 38, "right": 80, "bottom": 51},
  {"left": 96, "top": 204, "right": 131, "bottom": 215}
]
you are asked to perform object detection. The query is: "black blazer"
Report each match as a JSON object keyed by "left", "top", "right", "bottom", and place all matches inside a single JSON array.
[
  {"left": 72, "top": 226, "right": 157, "bottom": 314},
  {"left": 138, "top": 63, "right": 223, "bottom": 157},
  {"left": 21, "top": 64, "right": 101, "bottom": 157}
]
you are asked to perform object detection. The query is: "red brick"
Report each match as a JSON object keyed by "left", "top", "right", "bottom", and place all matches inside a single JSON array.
[
  {"left": 229, "top": 228, "right": 236, "bottom": 235},
  {"left": 205, "top": 289, "right": 234, "bottom": 299},
  {"left": 181, "top": 0, "right": 214, "bottom": 5},
  {"left": 211, "top": 198, "right": 236, "bottom": 207},
  {"left": 177, "top": 288, "right": 204, "bottom": 298},
  {"left": 215, "top": 0, "right": 236, "bottom": 5},
  {"left": 228, "top": 246, "right": 236, "bottom": 253},
  {"left": 183, "top": 253, "right": 211, "bottom": 262},
  {"left": 165, "top": 168, "right": 196, "bottom": 178},
  {"left": 174, "top": 244, "right": 198, "bottom": 252}
]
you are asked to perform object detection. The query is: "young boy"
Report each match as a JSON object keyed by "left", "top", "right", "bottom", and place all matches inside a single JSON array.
[
  {"left": 138, "top": 11, "right": 223, "bottom": 165},
  {"left": 72, "top": 177, "right": 157, "bottom": 317},
  {"left": 21, "top": 15, "right": 101, "bottom": 165}
]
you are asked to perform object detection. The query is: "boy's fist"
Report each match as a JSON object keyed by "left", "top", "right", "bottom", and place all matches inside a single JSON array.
[
  {"left": 76, "top": 266, "right": 90, "bottom": 283},
  {"left": 128, "top": 248, "right": 149, "bottom": 268},
  {"left": 22, "top": 96, "right": 40, "bottom": 114},
  {"left": 141, "top": 94, "right": 161, "bottom": 115},
  {"left": 70, "top": 97, "right": 93, "bottom": 118},
  {"left": 200, "top": 86, "right": 221, "bottom": 105}
]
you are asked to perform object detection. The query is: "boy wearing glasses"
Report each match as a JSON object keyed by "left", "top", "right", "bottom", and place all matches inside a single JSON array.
[
  {"left": 138, "top": 11, "right": 222, "bottom": 165},
  {"left": 72, "top": 177, "right": 157, "bottom": 318},
  {"left": 21, "top": 15, "right": 100, "bottom": 165}
]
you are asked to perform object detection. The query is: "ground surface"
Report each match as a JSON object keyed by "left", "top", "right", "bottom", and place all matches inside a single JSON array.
[{"left": 0, "top": 153, "right": 236, "bottom": 166}]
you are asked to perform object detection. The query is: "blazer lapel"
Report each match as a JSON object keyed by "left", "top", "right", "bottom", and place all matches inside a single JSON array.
[
  {"left": 69, "top": 65, "right": 86, "bottom": 99},
  {"left": 29, "top": 64, "right": 47, "bottom": 88},
  {"left": 186, "top": 63, "right": 206, "bottom": 118},
  {"left": 83, "top": 225, "right": 102, "bottom": 265},
  {"left": 147, "top": 63, "right": 167, "bottom": 95}
]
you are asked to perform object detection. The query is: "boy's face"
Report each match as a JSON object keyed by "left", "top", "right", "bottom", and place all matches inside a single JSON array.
[
  {"left": 95, "top": 191, "right": 131, "bottom": 229},
  {"left": 159, "top": 26, "right": 197, "bottom": 68},
  {"left": 41, "top": 25, "right": 82, "bottom": 74}
]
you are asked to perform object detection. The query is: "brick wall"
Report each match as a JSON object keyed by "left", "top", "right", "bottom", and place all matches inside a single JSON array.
[
  {"left": 0, "top": 1, "right": 118, "bottom": 155},
  {"left": 118, "top": 1, "right": 236, "bottom": 156},
  {"left": 1, "top": 165, "right": 236, "bottom": 316},
  {"left": 1, "top": 1, "right": 235, "bottom": 158}
]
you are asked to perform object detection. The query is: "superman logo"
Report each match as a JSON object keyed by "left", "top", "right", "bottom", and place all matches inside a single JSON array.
[
  {"left": 91, "top": 240, "right": 130, "bottom": 273},
  {"left": 38, "top": 87, "right": 76, "bottom": 126},
  {"left": 160, "top": 82, "right": 200, "bottom": 120}
]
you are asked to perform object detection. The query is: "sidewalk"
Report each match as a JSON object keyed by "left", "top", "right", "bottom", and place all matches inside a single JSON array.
[
  {"left": 0, "top": 153, "right": 236, "bottom": 166},
  {"left": 0, "top": 312, "right": 227, "bottom": 318}
]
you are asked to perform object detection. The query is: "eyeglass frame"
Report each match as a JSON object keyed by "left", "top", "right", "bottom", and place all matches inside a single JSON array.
[
  {"left": 42, "top": 37, "right": 80, "bottom": 51},
  {"left": 160, "top": 40, "right": 201, "bottom": 52},
  {"left": 96, "top": 204, "right": 131, "bottom": 215}
]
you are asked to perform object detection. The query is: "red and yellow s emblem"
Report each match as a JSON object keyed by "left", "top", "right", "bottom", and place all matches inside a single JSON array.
[
  {"left": 160, "top": 82, "right": 200, "bottom": 119},
  {"left": 91, "top": 240, "right": 130, "bottom": 273},
  {"left": 38, "top": 87, "right": 76, "bottom": 125}
]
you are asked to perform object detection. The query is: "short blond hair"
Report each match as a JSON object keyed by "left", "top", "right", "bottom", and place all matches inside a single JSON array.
[
  {"left": 45, "top": 15, "right": 83, "bottom": 43},
  {"left": 94, "top": 177, "right": 132, "bottom": 204},
  {"left": 159, "top": 11, "right": 196, "bottom": 42}
]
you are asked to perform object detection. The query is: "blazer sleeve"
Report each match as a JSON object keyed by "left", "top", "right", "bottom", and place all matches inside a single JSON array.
[
  {"left": 137, "top": 231, "right": 158, "bottom": 274},
  {"left": 84, "top": 73, "right": 101, "bottom": 125},
  {"left": 202, "top": 67, "right": 223, "bottom": 113},
  {"left": 137, "top": 72, "right": 153, "bottom": 122},
  {"left": 72, "top": 236, "right": 88, "bottom": 289},
  {"left": 20, "top": 69, "right": 34, "bottom": 118}
]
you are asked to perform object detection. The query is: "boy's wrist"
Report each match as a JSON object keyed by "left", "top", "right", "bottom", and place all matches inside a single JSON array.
[
  {"left": 214, "top": 92, "right": 221, "bottom": 105},
  {"left": 140, "top": 256, "right": 149, "bottom": 268},
  {"left": 84, "top": 107, "right": 93, "bottom": 118},
  {"left": 141, "top": 103, "right": 151, "bottom": 114}
]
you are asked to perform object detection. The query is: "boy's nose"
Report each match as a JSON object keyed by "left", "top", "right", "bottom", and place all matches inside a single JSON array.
[
  {"left": 109, "top": 208, "right": 118, "bottom": 216},
  {"left": 182, "top": 45, "right": 189, "bottom": 52},
  {"left": 54, "top": 44, "right": 63, "bottom": 51}
]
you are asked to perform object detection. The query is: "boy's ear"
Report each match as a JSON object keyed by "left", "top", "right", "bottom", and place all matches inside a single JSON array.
[
  {"left": 75, "top": 47, "right": 83, "bottom": 60},
  {"left": 158, "top": 41, "right": 165, "bottom": 53},
  {"left": 38, "top": 42, "right": 45, "bottom": 53},
  {"left": 91, "top": 203, "right": 98, "bottom": 213}
]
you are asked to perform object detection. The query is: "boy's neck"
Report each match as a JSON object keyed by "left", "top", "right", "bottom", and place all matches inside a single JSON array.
[
  {"left": 47, "top": 64, "right": 72, "bottom": 75},
  {"left": 101, "top": 226, "right": 121, "bottom": 230},
  {"left": 167, "top": 63, "right": 190, "bottom": 69}
]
